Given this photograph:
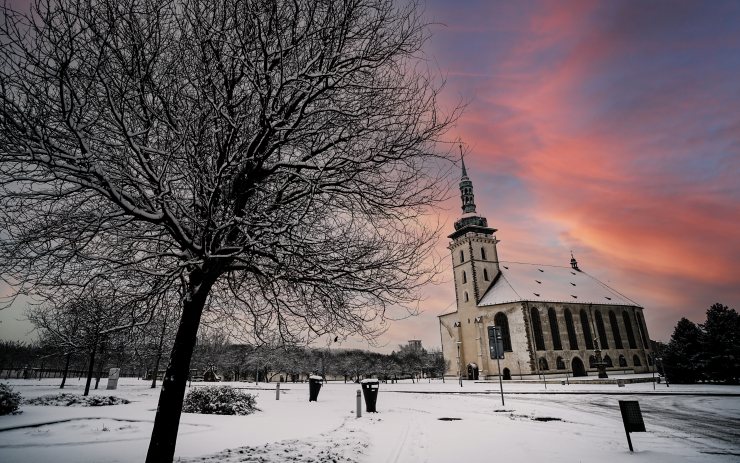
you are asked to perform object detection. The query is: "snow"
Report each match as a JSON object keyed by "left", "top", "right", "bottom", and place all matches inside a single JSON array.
[
  {"left": 0, "top": 376, "right": 738, "bottom": 462},
  {"left": 478, "top": 261, "right": 640, "bottom": 307},
  {"left": 308, "top": 375, "right": 323, "bottom": 380},
  {"left": 360, "top": 378, "right": 379, "bottom": 384}
]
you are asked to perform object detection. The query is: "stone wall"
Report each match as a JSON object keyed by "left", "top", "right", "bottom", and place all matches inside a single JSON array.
[{"left": 440, "top": 302, "right": 655, "bottom": 378}]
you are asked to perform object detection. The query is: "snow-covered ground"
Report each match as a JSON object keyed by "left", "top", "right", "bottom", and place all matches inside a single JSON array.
[{"left": 1, "top": 376, "right": 738, "bottom": 462}]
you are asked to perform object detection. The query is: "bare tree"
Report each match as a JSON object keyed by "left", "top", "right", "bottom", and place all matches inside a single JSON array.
[
  {"left": 0, "top": 0, "right": 457, "bottom": 460},
  {"left": 27, "top": 287, "right": 147, "bottom": 395}
]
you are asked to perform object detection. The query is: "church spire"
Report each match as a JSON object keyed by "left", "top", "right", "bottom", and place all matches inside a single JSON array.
[
  {"left": 459, "top": 143, "right": 476, "bottom": 214},
  {"left": 461, "top": 143, "right": 469, "bottom": 178},
  {"left": 449, "top": 143, "right": 495, "bottom": 238}
]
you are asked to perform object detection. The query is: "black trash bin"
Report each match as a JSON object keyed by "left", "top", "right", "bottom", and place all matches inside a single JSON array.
[
  {"left": 308, "top": 375, "right": 323, "bottom": 402},
  {"left": 360, "top": 378, "right": 379, "bottom": 412}
]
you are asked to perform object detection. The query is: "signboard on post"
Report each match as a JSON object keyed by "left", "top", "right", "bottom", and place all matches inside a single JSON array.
[
  {"left": 488, "top": 326, "right": 504, "bottom": 359},
  {"left": 618, "top": 400, "right": 646, "bottom": 452}
]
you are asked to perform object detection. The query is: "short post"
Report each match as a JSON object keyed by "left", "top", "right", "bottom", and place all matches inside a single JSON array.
[
  {"left": 356, "top": 389, "right": 362, "bottom": 418},
  {"left": 276, "top": 383, "right": 280, "bottom": 400}
]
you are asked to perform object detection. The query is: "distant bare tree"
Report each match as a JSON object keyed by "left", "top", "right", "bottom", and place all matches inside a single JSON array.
[
  {"left": 0, "top": 0, "right": 457, "bottom": 460},
  {"left": 27, "top": 282, "right": 152, "bottom": 395}
]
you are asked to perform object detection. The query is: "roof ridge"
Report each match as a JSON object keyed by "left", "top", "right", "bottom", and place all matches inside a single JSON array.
[{"left": 498, "top": 261, "right": 572, "bottom": 269}]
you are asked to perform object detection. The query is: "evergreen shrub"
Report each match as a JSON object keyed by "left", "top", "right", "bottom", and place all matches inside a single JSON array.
[
  {"left": 182, "top": 386, "right": 258, "bottom": 415},
  {"left": 0, "top": 383, "right": 22, "bottom": 415}
]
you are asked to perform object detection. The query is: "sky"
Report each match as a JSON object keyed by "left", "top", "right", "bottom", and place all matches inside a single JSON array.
[
  {"left": 378, "top": 0, "right": 740, "bottom": 352},
  {"left": 1, "top": 0, "right": 739, "bottom": 352}
]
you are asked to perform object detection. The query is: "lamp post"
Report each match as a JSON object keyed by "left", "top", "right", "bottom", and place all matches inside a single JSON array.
[
  {"left": 456, "top": 341, "right": 463, "bottom": 387},
  {"left": 517, "top": 360, "right": 522, "bottom": 380},
  {"left": 656, "top": 356, "right": 669, "bottom": 388},
  {"left": 492, "top": 326, "right": 505, "bottom": 406},
  {"left": 474, "top": 316, "right": 485, "bottom": 380}
]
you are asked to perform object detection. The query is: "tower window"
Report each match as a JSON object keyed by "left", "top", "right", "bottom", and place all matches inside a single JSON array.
[
  {"left": 481, "top": 247, "right": 487, "bottom": 260},
  {"left": 460, "top": 250, "right": 464, "bottom": 263},
  {"left": 464, "top": 292, "right": 469, "bottom": 302},
  {"left": 483, "top": 268, "right": 489, "bottom": 281},
  {"left": 462, "top": 271, "right": 467, "bottom": 284}
]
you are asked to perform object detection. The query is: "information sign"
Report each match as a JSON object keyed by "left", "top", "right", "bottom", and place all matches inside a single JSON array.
[
  {"left": 487, "top": 326, "right": 504, "bottom": 359},
  {"left": 618, "top": 400, "right": 646, "bottom": 452}
]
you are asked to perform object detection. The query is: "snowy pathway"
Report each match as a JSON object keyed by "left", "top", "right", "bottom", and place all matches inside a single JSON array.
[{"left": 1, "top": 378, "right": 738, "bottom": 462}]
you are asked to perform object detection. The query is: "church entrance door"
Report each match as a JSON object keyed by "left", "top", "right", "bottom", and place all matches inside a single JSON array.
[
  {"left": 571, "top": 357, "right": 587, "bottom": 377},
  {"left": 467, "top": 363, "right": 479, "bottom": 380},
  {"left": 502, "top": 368, "right": 511, "bottom": 380}
]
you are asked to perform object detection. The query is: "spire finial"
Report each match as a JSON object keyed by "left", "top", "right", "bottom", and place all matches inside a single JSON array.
[
  {"left": 570, "top": 251, "right": 580, "bottom": 271},
  {"left": 459, "top": 142, "right": 468, "bottom": 178}
]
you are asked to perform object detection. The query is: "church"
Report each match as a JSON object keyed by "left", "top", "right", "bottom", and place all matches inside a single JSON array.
[{"left": 439, "top": 158, "right": 655, "bottom": 380}]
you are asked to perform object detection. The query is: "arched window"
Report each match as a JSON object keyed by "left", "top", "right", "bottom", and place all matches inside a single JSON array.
[
  {"left": 633, "top": 354, "right": 642, "bottom": 367},
  {"left": 564, "top": 309, "right": 578, "bottom": 350},
  {"left": 556, "top": 356, "right": 565, "bottom": 370},
  {"left": 494, "top": 312, "right": 512, "bottom": 352},
  {"left": 623, "top": 311, "right": 637, "bottom": 349},
  {"left": 548, "top": 308, "right": 562, "bottom": 350},
  {"left": 530, "top": 307, "right": 545, "bottom": 351},
  {"left": 580, "top": 310, "right": 594, "bottom": 349},
  {"left": 595, "top": 310, "right": 609, "bottom": 349},
  {"left": 481, "top": 247, "right": 487, "bottom": 260},
  {"left": 609, "top": 311, "right": 623, "bottom": 349},
  {"left": 619, "top": 355, "right": 627, "bottom": 367},
  {"left": 464, "top": 292, "right": 469, "bottom": 302},
  {"left": 589, "top": 355, "right": 596, "bottom": 368},
  {"left": 483, "top": 268, "right": 489, "bottom": 281},
  {"left": 636, "top": 312, "right": 649, "bottom": 348},
  {"left": 539, "top": 357, "right": 549, "bottom": 371},
  {"left": 460, "top": 250, "right": 464, "bottom": 263},
  {"left": 604, "top": 355, "right": 613, "bottom": 368},
  {"left": 462, "top": 271, "right": 467, "bottom": 284}
]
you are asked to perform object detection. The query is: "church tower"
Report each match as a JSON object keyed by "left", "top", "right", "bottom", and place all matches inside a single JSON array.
[{"left": 448, "top": 149, "right": 500, "bottom": 308}]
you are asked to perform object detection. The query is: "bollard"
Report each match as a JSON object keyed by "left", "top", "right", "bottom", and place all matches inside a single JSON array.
[
  {"left": 276, "top": 383, "right": 280, "bottom": 400},
  {"left": 356, "top": 389, "right": 362, "bottom": 418}
]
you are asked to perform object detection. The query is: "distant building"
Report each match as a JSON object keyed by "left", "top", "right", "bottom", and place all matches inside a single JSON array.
[
  {"left": 439, "top": 157, "right": 655, "bottom": 380},
  {"left": 407, "top": 340, "right": 423, "bottom": 351}
]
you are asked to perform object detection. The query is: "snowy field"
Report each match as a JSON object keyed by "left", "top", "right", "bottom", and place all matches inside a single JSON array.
[{"left": 1, "top": 376, "right": 739, "bottom": 462}]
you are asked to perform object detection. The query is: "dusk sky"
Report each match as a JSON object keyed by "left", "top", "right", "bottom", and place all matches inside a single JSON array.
[
  {"left": 381, "top": 0, "right": 740, "bottom": 351},
  {"left": 1, "top": 0, "right": 739, "bottom": 352}
]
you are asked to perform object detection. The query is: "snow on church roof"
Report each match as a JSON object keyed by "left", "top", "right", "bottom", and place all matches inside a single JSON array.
[{"left": 478, "top": 262, "right": 641, "bottom": 308}]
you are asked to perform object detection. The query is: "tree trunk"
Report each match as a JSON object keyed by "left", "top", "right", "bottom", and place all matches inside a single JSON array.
[
  {"left": 146, "top": 267, "right": 218, "bottom": 463},
  {"left": 152, "top": 310, "right": 170, "bottom": 389},
  {"left": 94, "top": 348, "right": 108, "bottom": 389},
  {"left": 83, "top": 341, "right": 98, "bottom": 396},
  {"left": 60, "top": 353, "right": 71, "bottom": 389}
]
